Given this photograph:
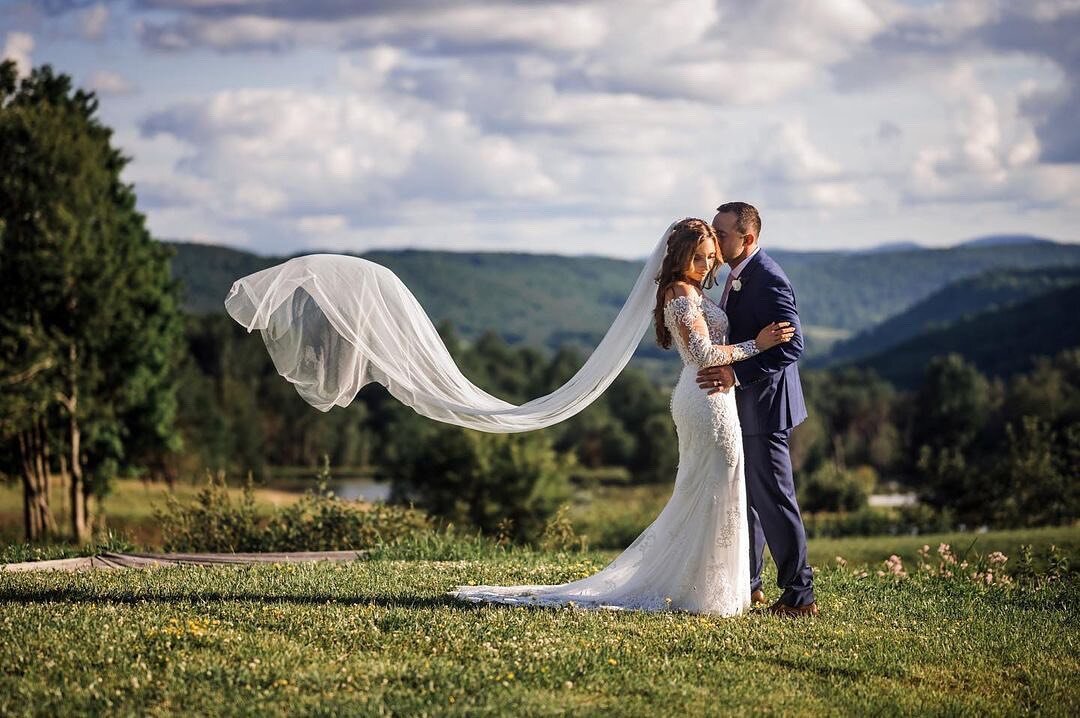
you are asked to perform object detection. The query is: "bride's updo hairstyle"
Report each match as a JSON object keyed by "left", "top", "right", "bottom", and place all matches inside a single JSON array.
[{"left": 653, "top": 218, "right": 721, "bottom": 349}]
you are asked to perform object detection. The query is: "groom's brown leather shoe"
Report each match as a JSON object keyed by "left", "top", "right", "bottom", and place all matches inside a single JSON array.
[
  {"left": 768, "top": 600, "right": 819, "bottom": 618},
  {"left": 751, "top": 590, "right": 768, "bottom": 605}
]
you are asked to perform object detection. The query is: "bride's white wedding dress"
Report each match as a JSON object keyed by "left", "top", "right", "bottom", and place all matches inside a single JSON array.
[
  {"left": 450, "top": 291, "right": 755, "bottom": 616},
  {"left": 224, "top": 223, "right": 755, "bottom": 616}
]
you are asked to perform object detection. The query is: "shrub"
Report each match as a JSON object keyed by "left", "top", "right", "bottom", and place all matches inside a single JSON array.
[
  {"left": 387, "top": 425, "right": 574, "bottom": 543},
  {"left": 798, "top": 464, "right": 876, "bottom": 513},
  {"left": 154, "top": 466, "right": 433, "bottom": 553},
  {"left": 803, "top": 503, "right": 954, "bottom": 538},
  {"left": 537, "top": 504, "right": 588, "bottom": 553}
]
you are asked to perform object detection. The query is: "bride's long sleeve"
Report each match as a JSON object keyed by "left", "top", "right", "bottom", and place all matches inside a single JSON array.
[{"left": 666, "top": 296, "right": 760, "bottom": 368}]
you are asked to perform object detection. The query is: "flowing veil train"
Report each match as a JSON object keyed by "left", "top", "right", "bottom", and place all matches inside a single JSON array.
[
  {"left": 224, "top": 224, "right": 672, "bottom": 430},
  {"left": 225, "top": 221, "right": 750, "bottom": 616}
]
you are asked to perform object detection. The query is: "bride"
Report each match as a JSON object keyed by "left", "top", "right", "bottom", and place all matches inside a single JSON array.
[{"left": 224, "top": 218, "right": 792, "bottom": 616}]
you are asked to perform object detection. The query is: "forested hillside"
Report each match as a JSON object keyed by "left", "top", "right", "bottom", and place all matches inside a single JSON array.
[
  {"left": 167, "top": 238, "right": 1080, "bottom": 360},
  {"left": 818, "top": 266, "right": 1080, "bottom": 367},
  {"left": 853, "top": 283, "right": 1080, "bottom": 387}
]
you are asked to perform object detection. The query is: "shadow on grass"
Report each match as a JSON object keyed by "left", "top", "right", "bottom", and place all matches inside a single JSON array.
[
  {"left": 0, "top": 586, "right": 473, "bottom": 611},
  {"left": 756, "top": 654, "right": 884, "bottom": 681}
]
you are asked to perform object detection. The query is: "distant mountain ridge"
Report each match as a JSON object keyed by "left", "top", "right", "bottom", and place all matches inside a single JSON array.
[
  {"left": 956, "top": 234, "right": 1056, "bottom": 248},
  {"left": 853, "top": 282, "right": 1080, "bottom": 387},
  {"left": 817, "top": 266, "right": 1080, "bottom": 367},
  {"left": 849, "top": 241, "right": 923, "bottom": 254},
  {"left": 166, "top": 238, "right": 1080, "bottom": 361}
]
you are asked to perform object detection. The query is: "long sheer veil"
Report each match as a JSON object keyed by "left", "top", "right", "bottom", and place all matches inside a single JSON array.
[{"left": 224, "top": 222, "right": 674, "bottom": 433}]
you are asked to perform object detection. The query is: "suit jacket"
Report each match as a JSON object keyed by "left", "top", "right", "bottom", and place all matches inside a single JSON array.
[{"left": 724, "top": 250, "right": 808, "bottom": 436}]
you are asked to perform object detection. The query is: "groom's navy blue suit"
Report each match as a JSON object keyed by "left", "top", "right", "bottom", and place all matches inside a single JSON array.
[{"left": 725, "top": 249, "right": 815, "bottom": 607}]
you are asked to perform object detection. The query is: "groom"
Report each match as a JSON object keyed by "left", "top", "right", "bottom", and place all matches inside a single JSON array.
[{"left": 697, "top": 202, "right": 817, "bottom": 617}]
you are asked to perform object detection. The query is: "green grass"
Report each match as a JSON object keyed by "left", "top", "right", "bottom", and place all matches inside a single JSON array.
[
  {"left": 1, "top": 551, "right": 1076, "bottom": 716},
  {"left": 807, "top": 525, "right": 1079, "bottom": 569},
  {"left": 3, "top": 479, "right": 1077, "bottom": 714}
]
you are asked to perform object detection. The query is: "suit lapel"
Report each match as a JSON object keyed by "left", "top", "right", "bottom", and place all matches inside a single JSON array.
[{"left": 725, "top": 250, "right": 765, "bottom": 313}]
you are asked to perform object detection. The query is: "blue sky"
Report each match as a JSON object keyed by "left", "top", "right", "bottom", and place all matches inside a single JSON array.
[{"left": 2, "top": 0, "right": 1078, "bottom": 257}]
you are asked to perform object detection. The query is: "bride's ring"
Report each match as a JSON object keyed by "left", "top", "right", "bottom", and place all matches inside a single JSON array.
[{"left": 713, "top": 380, "right": 719, "bottom": 387}]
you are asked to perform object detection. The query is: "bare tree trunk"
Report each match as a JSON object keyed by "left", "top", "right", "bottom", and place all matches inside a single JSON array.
[
  {"left": 16, "top": 423, "right": 54, "bottom": 542},
  {"left": 832, "top": 435, "right": 847, "bottom": 473},
  {"left": 32, "top": 419, "right": 55, "bottom": 536},
  {"left": 16, "top": 431, "right": 41, "bottom": 542},
  {"left": 41, "top": 416, "right": 51, "bottom": 507},
  {"left": 82, "top": 481, "right": 92, "bottom": 536},
  {"left": 61, "top": 342, "right": 89, "bottom": 544},
  {"left": 58, "top": 451, "right": 69, "bottom": 502},
  {"left": 69, "top": 410, "right": 87, "bottom": 543}
]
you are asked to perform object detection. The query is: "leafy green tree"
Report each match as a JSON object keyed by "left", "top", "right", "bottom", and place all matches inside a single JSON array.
[
  {"left": 797, "top": 464, "right": 875, "bottom": 513},
  {"left": 908, "top": 355, "right": 997, "bottom": 515},
  {"left": 991, "top": 417, "right": 1077, "bottom": 527},
  {"left": 386, "top": 424, "right": 573, "bottom": 543},
  {"left": 0, "top": 61, "right": 185, "bottom": 541},
  {"left": 800, "top": 367, "right": 898, "bottom": 476},
  {"left": 632, "top": 414, "right": 679, "bottom": 484}
]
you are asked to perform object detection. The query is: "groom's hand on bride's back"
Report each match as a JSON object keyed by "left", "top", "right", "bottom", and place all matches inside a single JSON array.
[{"left": 697, "top": 365, "right": 735, "bottom": 395}]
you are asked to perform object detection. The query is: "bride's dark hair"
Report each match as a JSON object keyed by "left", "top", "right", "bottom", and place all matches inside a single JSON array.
[{"left": 653, "top": 218, "right": 721, "bottom": 349}]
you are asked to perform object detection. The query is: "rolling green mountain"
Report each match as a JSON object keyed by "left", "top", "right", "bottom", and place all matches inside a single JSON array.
[
  {"left": 816, "top": 266, "right": 1080, "bottom": 367},
  {"left": 769, "top": 240, "right": 1080, "bottom": 347},
  {"left": 168, "top": 241, "right": 646, "bottom": 353},
  {"left": 166, "top": 238, "right": 1080, "bottom": 361},
  {"left": 852, "top": 283, "right": 1080, "bottom": 387}
]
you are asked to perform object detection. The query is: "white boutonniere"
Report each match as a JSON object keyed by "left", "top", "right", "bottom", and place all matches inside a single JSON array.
[{"left": 731, "top": 278, "right": 743, "bottom": 292}]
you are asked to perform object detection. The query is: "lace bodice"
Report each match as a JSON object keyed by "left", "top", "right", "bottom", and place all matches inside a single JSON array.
[{"left": 663, "top": 293, "right": 759, "bottom": 368}]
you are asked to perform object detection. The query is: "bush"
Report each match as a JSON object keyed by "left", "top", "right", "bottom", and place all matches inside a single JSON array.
[
  {"left": 798, "top": 464, "right": 876, "bottom": 513},
  {"left": 154, "top": 467, "right": 433, "bottom": 553},
  {"left": 387, "top": 425, "right": 574, "bottom": 543},
  {"left": 570, "top": 483, "right": 673, "bottom": 549},
  {"left": 537, "top": 504, "right": 588, "bottom": 553},
  {"left": 803, "top": 503, "right": 954, "bottom": 538}
]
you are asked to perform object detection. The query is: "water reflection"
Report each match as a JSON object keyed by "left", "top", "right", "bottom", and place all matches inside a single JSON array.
[{"left": 266, "top": 477, "right": 392, "bottom": 503}]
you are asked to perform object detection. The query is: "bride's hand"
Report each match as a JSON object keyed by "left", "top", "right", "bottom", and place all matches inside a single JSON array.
[{"left": 756, "top": 321, "right": 795, "bottom": 350}]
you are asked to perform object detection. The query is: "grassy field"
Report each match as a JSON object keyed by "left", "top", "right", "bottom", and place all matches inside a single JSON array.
[
  {"left": 1, "top": 476, "right": 1077, "bottom": 715},
  {"left": 1, "top": 542, "right": 1077, "bottom": 717},
  {"left": 0, "top": 477, "right": 301, "bottom": 547}
]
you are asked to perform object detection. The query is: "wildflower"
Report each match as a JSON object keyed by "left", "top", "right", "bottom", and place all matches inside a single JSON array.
[
  {"left": 834, "top": 556, "right": 847, "bottom": 568},
  {"left": 882, "top": 554, "right": 906, "bottom": 577},
  {"left": 988, "top": 551, "right": 1008, "bottom": 567},
  {"left": 937, "top": 543, "right": 957, "bottom": 565}
]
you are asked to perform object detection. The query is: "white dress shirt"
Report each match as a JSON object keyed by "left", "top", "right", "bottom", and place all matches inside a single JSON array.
[{"left": 724, "top": 246, "right": 760, "bottom": 386}]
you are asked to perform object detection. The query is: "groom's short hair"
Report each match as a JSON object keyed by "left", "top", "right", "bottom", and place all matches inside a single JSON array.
[{"left": 715, "top": 202, "right": 761, "bottom": 237}]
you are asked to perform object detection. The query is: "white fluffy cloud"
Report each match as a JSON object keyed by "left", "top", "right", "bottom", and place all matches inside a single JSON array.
[
  {"left": 739, "top": 120, "right": 864, "bottom": 210},
  {"left": 81, "top": 3, "right": 109, "bottom": 42},
  {"left": 87, "top": 69, "right": 135, "bottom": 95},
  {"left": 138, "top": 87, "right": 565, "bottom": 246},
  {"left": 10, "top": 0, "right": 1077, "bottom": 252},
  {"left": 2, "top": 32, "right": 33, "bottom": 77}
]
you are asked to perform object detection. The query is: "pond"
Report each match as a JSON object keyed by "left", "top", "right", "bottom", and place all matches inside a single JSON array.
[{"left": 264, "top": 476, "right": 393, "bottom": 503}]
